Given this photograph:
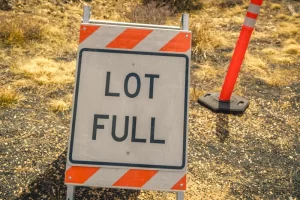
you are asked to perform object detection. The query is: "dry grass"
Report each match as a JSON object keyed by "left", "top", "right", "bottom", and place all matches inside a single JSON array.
[
  {"left": 277, "top": 22, "right": 299, "bottom": 38},
  {"left": 268, "top": 55, "right": 293, "bottom": 65},
  {"left": 244, "top": 54, "right": 267, "bottom": 75},
  {"left": 283, "top": 44, "right": 300, "bottom": 55},
  {"left": 0, "top": 87, "right": 22, "bottom": 107},
  {"left": 12, "top": 58, "right": 75, "bottom": 86},
  {"left": 11, "top": 79, "right": 35, "bottom": 88},
  {"left": 49, "top": 99, "right": 71, "bottom": 113},
  {"left": 261, "top": 48, "right": 279, "bottom": 56},
  {"left": 190, "top": 87, "right": 205, "bottom": 102},
  {"left": 220, "top": 3, "right": 246, "bottom": 17},
  {"left": 191, "top": 22, "right": 227, "bottom": 61},
  {"left": 261, "top": 46, "right": 297, "bottom": 65},
  {"left": 259, "top": 68, "right": 299, "bottom": 86},
  {"left": 194, "top": 64, "right": 221, "bottom": 81},
  {"left": 0, "top": 14, "right": 45, "bottom": 46},
  {"left": 276, "top": 14, "right": 293, "bottom": 20},
  {"left": 284, "top": 39, "right": 299, "bottom": 45},
  {"left": 0, "top": 12, "right": 78, "bottom": 81},
  {"left": 270, "top": 3, "right": 281, "bottom": 10}
]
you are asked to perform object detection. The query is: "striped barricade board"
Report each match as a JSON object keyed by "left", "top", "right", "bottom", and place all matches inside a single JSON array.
[{"left": 65, "top": 8, "right": 191, "bottom": 197}]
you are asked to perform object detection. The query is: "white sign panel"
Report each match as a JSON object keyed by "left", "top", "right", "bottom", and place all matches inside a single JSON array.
[{"left": 69, "top": 49, "right": 189, "bottom": 170}]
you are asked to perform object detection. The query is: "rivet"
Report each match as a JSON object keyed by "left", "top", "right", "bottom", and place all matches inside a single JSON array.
[
  {"left": 132, "top": 62, "right": 135, "bottom": 65},
  {"left": 180, "top": 183, "right": 183, "bottom": 187},
  {"left": 186, "top": 35, "right": 188, "bottom": 37},
  {"left": 83, "top": 27, "right": 86, "bottom": 30},
  {"left": 68, "top": 176, "right": 72, "bottom": 180}
]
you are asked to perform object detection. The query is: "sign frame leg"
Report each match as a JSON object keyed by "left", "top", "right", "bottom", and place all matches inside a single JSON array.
[
  {"left": 176, "top": 191, "right": 184, "bottom": 200},
  {"left": 176, "top": 13, "right": 189, "bottom": 200},
  {"left": 66, "top": 185, "right": 75, "bottom": 200}
]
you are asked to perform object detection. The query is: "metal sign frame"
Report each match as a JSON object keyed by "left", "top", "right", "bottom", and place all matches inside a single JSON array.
[{"left": 65, "top": 6, "right": 190, "bottom": 200}]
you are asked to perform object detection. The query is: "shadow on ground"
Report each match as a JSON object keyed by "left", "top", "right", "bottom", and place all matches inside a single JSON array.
[
  {"left": 17, "top": 149, "right": 140, "bottom": 200},
  {"left": 215, "top": 114, "right": 229, "bottom": 143},
  {"left": 292, "top": 168, "right": 300, "bottom": 199},
  {"left": 292, "top": 134, "right": 300, "bottom": 199}
]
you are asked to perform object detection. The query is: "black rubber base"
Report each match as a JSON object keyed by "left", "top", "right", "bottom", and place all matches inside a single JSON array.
[{"left": 198, "top": 92, "right": 250, "bottom": 114}]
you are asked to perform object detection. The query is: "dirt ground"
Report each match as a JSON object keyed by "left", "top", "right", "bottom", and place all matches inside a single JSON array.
[{"left": 0, "top": 0, "right": 300, "bottom": 199}]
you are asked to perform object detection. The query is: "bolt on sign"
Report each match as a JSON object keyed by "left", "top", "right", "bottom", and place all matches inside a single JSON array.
[{"left": 64, "top": 8, "right": 191, "bottom": 197}]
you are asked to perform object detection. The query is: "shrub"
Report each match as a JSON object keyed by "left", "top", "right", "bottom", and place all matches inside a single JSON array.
[
  {"left": 217, "top": 0, "right": 244, "bottom": 8},
  {"left": 0, "top": 14, "right": 44, "bottom": 46},
  {"left": 0, "top": 87, "right": 21, "bottom": 107},
  {"left": 143, "top": 0, "right": 203, "bottom": 12},
  {"left": 0, "top": 0, "right": 12, "bottom": 11},
  {"left": 126, "top": 1, "right": 172, "bottom": 24}
]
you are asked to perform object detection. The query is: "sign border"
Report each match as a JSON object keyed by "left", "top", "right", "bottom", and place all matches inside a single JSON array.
[{"left": 69, "top": 48, "right": 189, "bottom": 170}]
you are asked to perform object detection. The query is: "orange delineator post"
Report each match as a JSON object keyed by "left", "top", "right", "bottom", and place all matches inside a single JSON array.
[
  {"left": 198, "top": 0, "right": 264, "bottom": 113},
  {"left": 219, "top": 26, "right": 254, "bottom": 101},
  {"left": 219, "top": 0, "right": 263, "bottom": 101}
]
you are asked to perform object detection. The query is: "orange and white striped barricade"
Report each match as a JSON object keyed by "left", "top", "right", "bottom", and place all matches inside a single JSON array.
[
  {"left": 65, "top": 6, "right": 191, "bottom": 200},
  {"left": 198, "top": 0, "right": 264, "bottom": 113}
]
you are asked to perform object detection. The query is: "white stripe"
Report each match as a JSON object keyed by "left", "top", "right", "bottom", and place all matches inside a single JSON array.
[
  {"left": 243, "top": 17, "right": 256, "bottom": 28},
  {"left": 248, "top": 3, "right": 261, "bottom": 14},
  {"left": 79, "top": 25, "right": 126, "bottom": 49},
  {"left": 84, "top": 168, "right": 128, "bottom": 186},
  {"left": 143, "top": 171, "right": 186, "bottom": 190},
  {"left": 65, "top": 163, "right": 71, "bottom": 171},
  {"left": 133, "top": 29, "right": 178, "bottom": 52}
]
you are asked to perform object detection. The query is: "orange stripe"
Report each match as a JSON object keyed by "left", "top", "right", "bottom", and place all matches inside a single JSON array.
[
  {"left": 160, "top": 32, "right": 191, "bottom": 53},
  {"left": 246, "top": 12, "right": 258, "bottom": 19},
  {"left": 106, "top": 28, "right": 152, "bottom": 49},
  {"left": 65, "top": 166, "right": 100, "bottom": 184},
  {"left": 171, "top": 174, "right": 186, "bottom": 190},
  {"left": 113, "top": 169, "right": 158, "bottom": 187},
  {"left": 251, "top": 0, "right": 263, "bottom": 6},
  {"left": 79, "top": 25, "right": 100, "bottom": 44}
]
